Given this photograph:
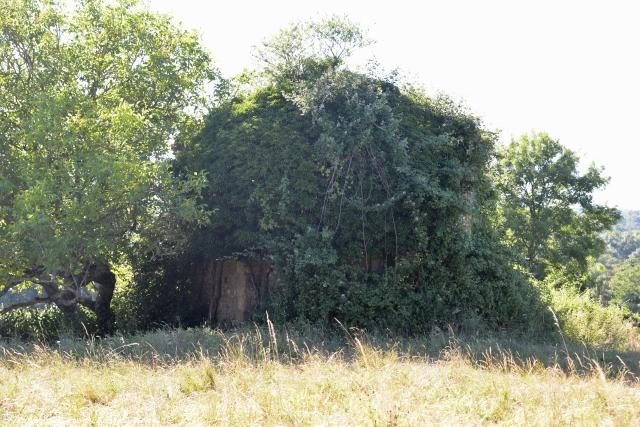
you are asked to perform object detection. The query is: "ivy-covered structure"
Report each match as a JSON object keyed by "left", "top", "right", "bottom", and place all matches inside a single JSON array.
[
  {"left": 162, "top": 70, "right": 536, "bottom": 331},
  {"left": 133, "top": 19, "right": 544, "bottom": 332}
]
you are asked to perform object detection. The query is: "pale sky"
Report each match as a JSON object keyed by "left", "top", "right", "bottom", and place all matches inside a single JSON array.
[{"left": 148, "top": 0, "right": 639, "bottom": 210}]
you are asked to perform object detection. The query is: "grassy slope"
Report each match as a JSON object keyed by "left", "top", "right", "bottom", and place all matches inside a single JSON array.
[{"left": 1, "top": 327, "right": 639, "bottom": 426}]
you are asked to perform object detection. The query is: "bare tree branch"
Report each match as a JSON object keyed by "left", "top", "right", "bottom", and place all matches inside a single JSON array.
[{"left": 0, "top": 274, "right": 58, "bottom": 302}]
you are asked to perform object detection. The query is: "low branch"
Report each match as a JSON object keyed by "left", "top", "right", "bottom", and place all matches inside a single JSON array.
[
  {"left": 0, "top": 276, "right": 57, "bottom": 300},
  {"left": 0, "top": 297, "right": 51, "bottom": 315}
]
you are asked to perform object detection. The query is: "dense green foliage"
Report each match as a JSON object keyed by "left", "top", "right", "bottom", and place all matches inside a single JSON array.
[
  {"left": 586, "top": 212, "right": 640, "bottom": 323},
  {"left": 604, "top": 231, "right": 640, "bottom": 262},
  {"left": 0, "top": 0, "right": 213, "bottom": 333},
  {"left": 609, "top": 259, "right": 640, "bottom": 314},
  {"left": 161, "top": 19, "right": 551, "bottom": 333},
  {"left": 495, "top": 133, "right": 620, "bottom": 281},
  {"left": 0, "top": 304, "right": 100, "bottom": 340},
  {"left": 0, "top": 9, "right": 632, "bottom": 342}
]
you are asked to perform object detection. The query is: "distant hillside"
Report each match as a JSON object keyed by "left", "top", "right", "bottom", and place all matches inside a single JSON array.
[{"left": 615, "top": 210, "right": 640, "bottom": 233}]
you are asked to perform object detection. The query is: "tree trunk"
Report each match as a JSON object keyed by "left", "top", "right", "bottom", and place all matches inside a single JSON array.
[{"left": 92, "top": 265, "right": 116, "bottom": 336}]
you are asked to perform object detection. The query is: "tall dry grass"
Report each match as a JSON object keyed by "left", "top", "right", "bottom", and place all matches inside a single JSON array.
[{"left": 1, "top": 323, "right": 639, "bottom": 426}]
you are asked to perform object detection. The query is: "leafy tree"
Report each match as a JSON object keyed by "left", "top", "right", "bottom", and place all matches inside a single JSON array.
[
  {"left": 0, "top": 0, "right": 214, "bottom": 334},
  {"left": 495, "top": 133, "right": 620, "bottom": 281},
  {"left": 254, "top": 15, "right": 370, "bottom": 86}
]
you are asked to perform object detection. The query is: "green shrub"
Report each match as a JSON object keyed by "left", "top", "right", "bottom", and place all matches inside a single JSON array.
[
  {"left": 0, "top": 305, "right": 97, "bottom": 341},
  {"left": 113, "top": 256, "right": 210, "bottom": 331},
  {"left": 541, "top": 283, "right": 638, "bottom": 350},
  {"left": 0, "top": 306, "right": 62, "bottom": 341},
  {"left": 111, "top": 262, "right": 144, "bottom": 334},
  {"left": 264, "top": 226, "right": 554, "bottom": 335}
]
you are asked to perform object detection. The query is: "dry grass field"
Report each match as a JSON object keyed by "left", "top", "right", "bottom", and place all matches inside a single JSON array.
[{"left": 1, "top": 326, "right": 639, "bottom": 426}]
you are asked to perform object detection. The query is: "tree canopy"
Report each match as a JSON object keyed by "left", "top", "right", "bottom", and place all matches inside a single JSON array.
[
  {"left": 495, "top": 133, "right": 620, "bottom": 281},
  {"left": 0, "top": 0, "right": 214, "bottom": 333}
]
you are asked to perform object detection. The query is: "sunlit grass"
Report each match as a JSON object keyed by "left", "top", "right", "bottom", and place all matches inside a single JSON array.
[{"left": 1, "top": 325, "right": 639, "bottom": 426}]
